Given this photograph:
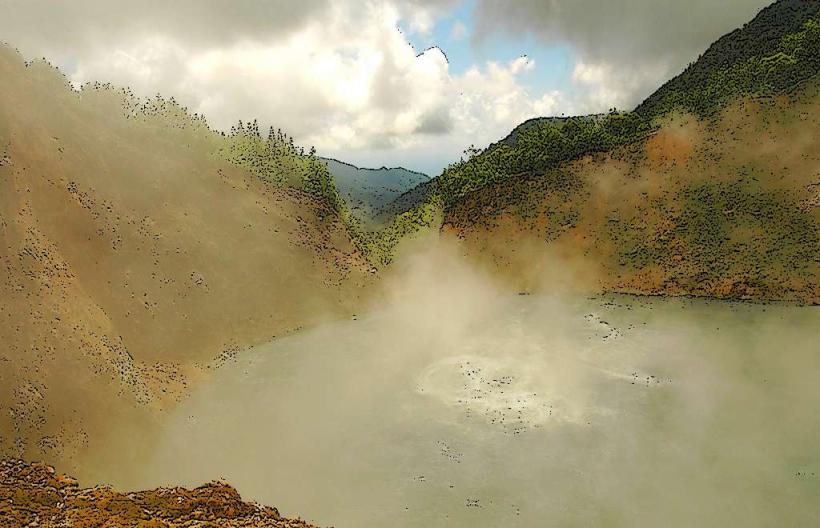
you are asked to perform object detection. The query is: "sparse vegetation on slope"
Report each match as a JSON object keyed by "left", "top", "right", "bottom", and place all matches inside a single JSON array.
[
  {"left": 362, "top": 193, "right": 443, "bottom": 266},
  {"left": 446, "top": 86, "right": 820, "bottom": 302},
  {"left": 0, "top": 44, "right": 371, "bottom": 472},
  {"left": 225, "top": 121, "right": 344, "bottom": 211}
]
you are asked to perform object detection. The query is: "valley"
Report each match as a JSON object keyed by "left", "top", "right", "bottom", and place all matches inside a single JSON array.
[{"left": 0, "top": 1, "right": 819, "bottom": 526}]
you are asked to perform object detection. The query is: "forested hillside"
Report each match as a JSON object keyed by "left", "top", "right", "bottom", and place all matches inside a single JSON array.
[
  {"left": 380, "top": 0, "right": 820, "bottom": 302},
  {"left": 446, "top": 84, "right": 820, "bottom": 302},
  {"left": 637, "top": 0, "right": 820, "bottom": 117},
  {"left": 435, "top": 1, "right": 820, "bottom": 207}
]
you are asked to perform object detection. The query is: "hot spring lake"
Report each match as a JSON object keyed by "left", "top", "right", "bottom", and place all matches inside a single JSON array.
[{"left": 84, "top": 294, "right": 820, "bottom": 527}]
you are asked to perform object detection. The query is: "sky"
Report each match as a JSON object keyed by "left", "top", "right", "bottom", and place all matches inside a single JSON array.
[{"left": 0, "top": 0, "right": 772, "bottom": 175}]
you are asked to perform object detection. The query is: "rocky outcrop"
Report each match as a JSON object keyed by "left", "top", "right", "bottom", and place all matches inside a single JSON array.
[{"left": 0, "top": 459, "right": 318, "bottom": 528}]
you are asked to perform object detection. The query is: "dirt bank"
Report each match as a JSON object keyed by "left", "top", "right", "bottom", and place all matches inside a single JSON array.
[{"left": 0, "top": 458, "right": 320, "bottom": 528}]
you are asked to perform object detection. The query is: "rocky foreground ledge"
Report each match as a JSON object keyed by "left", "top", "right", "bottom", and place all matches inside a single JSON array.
[{"left": 0, "top": 459, "right": 319, "bottom": 527}]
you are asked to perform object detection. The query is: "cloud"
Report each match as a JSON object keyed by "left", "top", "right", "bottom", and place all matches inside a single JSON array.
[
  {"left": 570, "top": 60, "right": 670, "bottom": 111},
  {"left": 472, "top": 0, "right": 772, "bottom": 108},
  {"left": 395, "top": 0, "right": 461, "bottom": 34},
  {"left": 0, "top": 0, "right": 330, "bottom": 52},
  {"left": 449, "top": 20, "right": 469, "bottom": 41},
  {"left": 0, "top": 0, "right": 563, "bottom": 174},
  {"left": 455, "top": 57, "right": 564, "bottom": 128},
  {"left": 0, "top": 0, "right": 770, "bottom": 174},
  {"left": 509, "top": 55, "right": 535, "bottom": 75}
]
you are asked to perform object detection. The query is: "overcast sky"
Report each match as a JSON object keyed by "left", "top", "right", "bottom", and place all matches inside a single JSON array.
[{"left": 0, "top": 0, "right": 771, "bottom": 174}]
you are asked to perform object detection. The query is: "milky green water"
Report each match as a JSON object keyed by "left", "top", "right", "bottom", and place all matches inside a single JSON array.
[{"left": 103, "top": 295, "right": 820, "bottom": 527}]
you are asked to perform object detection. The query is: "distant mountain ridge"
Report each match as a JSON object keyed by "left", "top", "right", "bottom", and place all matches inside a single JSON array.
[
  {"left": 374, "top": 178, "right": 438, "bottom": 224},
  {"left": 320, "top": 157, "right": 429, "bottom": 224}
]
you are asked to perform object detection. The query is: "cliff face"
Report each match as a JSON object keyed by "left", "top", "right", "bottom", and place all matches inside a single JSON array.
[{"left": 0, "top": 458, "right": 318, "bottom": 528}]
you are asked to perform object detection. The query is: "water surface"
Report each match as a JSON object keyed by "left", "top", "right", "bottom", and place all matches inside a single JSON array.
[{"left": 103, "top": 295, "right": 820, "bottom": 527}]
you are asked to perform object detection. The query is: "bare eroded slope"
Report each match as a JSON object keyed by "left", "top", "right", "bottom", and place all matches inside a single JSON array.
[{"left": 0, "top": 45, "right": 371, "bottom": 471}]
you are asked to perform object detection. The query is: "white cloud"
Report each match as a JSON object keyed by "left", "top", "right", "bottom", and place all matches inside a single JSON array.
[
  {"left": 396, "top": 0, "right": 460, "bottom": 35},
  {"left": 571, "top": 62, "right": 609, "bottom": 85},
  {"left": 570, "top": 59, "right": 675, "bottom": 112},
  {"left": 1, "top": 0, "right": 574, "bottom": 174},
  {"left": 26, "top": 2, "right": 455, "bottom": 154},
  {"left": 12, "top": 0, "right": 753, "bottom": 173},
  {"left": 449, "top": 20, "right": 468, "bottom": 41},
  {"left": 0, "top": 0, "right": 784, "bottom": 174},
  {"left": 532, "top": 91, "right": 565, "bottom": 117},
  {"left": 509, "top": 55, "right": 535, "bottom": 75},
  {"left": 444, "top": 57, "right": 571, "bottom": 152},
  {"left": 473, "top": 0, "right": 772, "bottom": 109}
]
